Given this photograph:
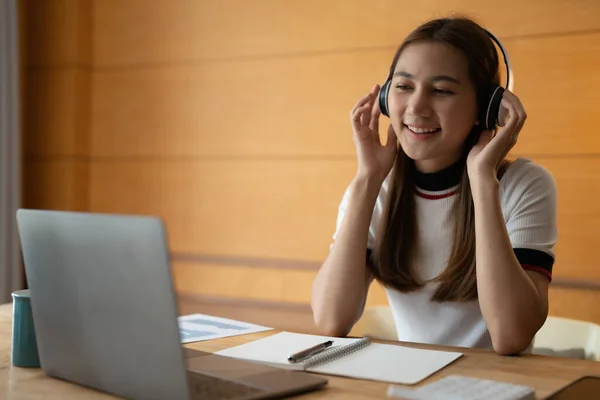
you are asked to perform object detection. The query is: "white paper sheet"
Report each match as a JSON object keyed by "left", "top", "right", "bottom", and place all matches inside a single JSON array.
[
  {"left": 178, "top": 313, "right": 273, "bottom": 343},
  {"left": 216, "top": 330, "right": 362, "bottom": 370},
  {"left": 216, "top": 331, "right": 463, "bottom": 385}
]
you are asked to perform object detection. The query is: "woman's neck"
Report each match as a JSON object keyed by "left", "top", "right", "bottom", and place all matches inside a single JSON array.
[{"left": 412, "top": 156, "right": 464, "bottom": 191}]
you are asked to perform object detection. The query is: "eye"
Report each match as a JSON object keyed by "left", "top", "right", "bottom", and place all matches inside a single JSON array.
[
  {"left": 433, "top": 88, "right": 454, "bottom": 95},
  {"left": 395, "top": 84, "right": 412, "bottom": 91}
]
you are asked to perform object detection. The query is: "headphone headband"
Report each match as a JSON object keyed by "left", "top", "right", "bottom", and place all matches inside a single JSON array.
[{"left": 484, "top": 29, "right": 513, "bottom": 92}]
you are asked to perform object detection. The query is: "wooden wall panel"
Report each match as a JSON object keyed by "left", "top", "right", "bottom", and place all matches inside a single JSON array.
[
  {"left": 90, "top": 51, "right": 383, "bottom": 158},
  {"left": 549, "top": 287, "right": 600, "bottom": 324},
  {"left": 22, "top": 0, "right": 92, "bottom": 67},
  {"left": 91, "top": 32, "right": 600, "bottom": 158},
  {"left": 366, "top": 282, "right": 389, "bottom": 307},
  {"left": 89, "top": 160, "right": 356, "bottom": 260},
  {"left": 23, "top": 69, "right": 91, "bottom": 156},
  {"left": 508, "top": 33, "right": 600, "bottom": 157},
  {"left": 173, "top": 261, "right": 389, "bottom": 307},
  {"left": 93, "top": 0, "right": 600, "bottom": 67},
  {"left": 21, "top": 0, "right": 92, "bottom": 213},
  {"left": 177, "top": 293, "right": 318, "bottom": 334},
  {"left": 173, "top": 262, "right": 317, "bottom": 304},
  {"left": 23, "top": 161, "right": 89, "bottom": 211},
  {"left": 535, "top": 157, "right": 600, "bottom": 280}
]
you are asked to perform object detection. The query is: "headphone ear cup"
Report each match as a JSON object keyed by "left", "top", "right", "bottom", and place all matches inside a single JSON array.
[
  {"left": 482, "top": 86, "right": 505, "bottom": 129},
  {"left": 378, "top": 80, "right": 391, "bottom": 117}
]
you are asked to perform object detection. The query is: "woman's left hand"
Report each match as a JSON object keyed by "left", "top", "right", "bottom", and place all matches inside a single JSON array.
[{"left": 467, "top": 90, "right": 526, "bottom": 184}]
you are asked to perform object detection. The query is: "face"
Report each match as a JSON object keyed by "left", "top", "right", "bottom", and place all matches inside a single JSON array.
[{"left": 387, "top": 41, "right": 479, "bottom": 173}]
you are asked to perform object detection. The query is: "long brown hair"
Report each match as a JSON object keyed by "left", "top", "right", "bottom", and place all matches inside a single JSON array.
[{"left": 370, "top": 17, "right": 508, "bottom": 302}]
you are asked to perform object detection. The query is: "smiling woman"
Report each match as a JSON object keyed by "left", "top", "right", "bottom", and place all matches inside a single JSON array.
[
  {"left": 387, "top": 41, "right": 479, "bottom": 172},
  {"left": 310, "top": 16, "right": 557, "bottom": 356}
]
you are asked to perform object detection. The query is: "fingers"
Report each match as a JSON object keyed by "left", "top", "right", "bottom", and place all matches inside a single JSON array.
[
  {"left": 351, "top": 93, "right": 373, "bottom": 133},
  {"left": 350, "top": 85, "right": 377, "bottom": 115},
  {"left": 369, "top": 97, "right": 381, "bottom": 134},
  {"left": 481, "top": 91, "right": 524, "bottom": 162},
  {"left": 362, "top": 84, "right": 380, "bottom": 127},
  {"left": 351, "top": 92, "right": 372, "bottom": 118},
  {"left": 470, "top": 90, "right": 526, "bottom": 171},
  {"left": 500, "top": 92, "right": 526, "bottom": 148},
  {"left": 501, "top": 91, "right": 527, "bottom": 130},
  {"left": 351, "top": 84, "right": 380, "bottom": 136},
  {"left": 503, "top": 90, "right": 526, "bottom": 119}
]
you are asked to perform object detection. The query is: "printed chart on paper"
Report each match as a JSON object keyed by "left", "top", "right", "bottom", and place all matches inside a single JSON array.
[{"left": 178, "top": 314, "right": 273, "bottom": 343}]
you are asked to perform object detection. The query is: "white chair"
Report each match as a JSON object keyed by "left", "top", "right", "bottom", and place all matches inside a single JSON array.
[
  {"left": 533, "top": 315, "right": 600, "bottom": 361},
  {"left": 349, "top": 305, "right": 397, "bottom": 340}
]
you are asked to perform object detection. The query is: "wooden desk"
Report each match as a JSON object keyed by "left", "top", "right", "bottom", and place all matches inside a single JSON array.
[{"left": 0, "top": 303, "right": 598, "bottom": 399}]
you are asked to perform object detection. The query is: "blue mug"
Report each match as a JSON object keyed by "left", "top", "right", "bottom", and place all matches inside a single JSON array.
[{"left": 11, "top": 289, "right": 40, "bottom": 368}]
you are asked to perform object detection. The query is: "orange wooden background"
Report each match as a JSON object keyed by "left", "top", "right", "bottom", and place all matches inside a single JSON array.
[{"left": 20, "top": 0, "right": 600, "bottom": 326}]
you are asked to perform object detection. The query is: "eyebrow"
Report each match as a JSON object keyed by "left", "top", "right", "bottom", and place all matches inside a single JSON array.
[{"left": 393, "top": 71, "right": 461, "bottom": 84}]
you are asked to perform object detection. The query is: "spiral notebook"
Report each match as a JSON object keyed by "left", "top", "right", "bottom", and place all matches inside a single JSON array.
[{"left": 215, "top": 331, "right": 463, "bottom": 385}]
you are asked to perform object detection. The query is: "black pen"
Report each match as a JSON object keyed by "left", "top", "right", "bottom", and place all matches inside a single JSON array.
[{"left": 287, "top": 340, "right": 334, "bottom": 363}]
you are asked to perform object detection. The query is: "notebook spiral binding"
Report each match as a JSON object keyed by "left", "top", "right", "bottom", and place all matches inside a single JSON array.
[{"left": 303, "top": 337, "right": 371, "bottom": 369}]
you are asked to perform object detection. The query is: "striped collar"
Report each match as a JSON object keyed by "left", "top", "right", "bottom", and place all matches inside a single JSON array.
[
  {"left": 415, "top": 186, "right": 458, "bottom": 200},
  {"left": 413, "top": 158, "right": 464, "bottom": 192}
]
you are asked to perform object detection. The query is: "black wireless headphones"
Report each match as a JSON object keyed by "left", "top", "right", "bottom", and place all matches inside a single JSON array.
[{"left": 378, "top": 29, "right": 513, "bottom": 130}]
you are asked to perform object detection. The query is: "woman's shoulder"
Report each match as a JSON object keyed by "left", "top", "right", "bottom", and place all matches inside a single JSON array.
[
  {"left": 500, "top": 158, "right": 556, "bottom": 188},
  {"left": 499, "top": 157, "right": 557, "bottom": 211}
]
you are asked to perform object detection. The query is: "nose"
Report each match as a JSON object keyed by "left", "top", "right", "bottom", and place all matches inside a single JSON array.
[{"left": 407, "top": 89, "right": 432, "bottom": 117}]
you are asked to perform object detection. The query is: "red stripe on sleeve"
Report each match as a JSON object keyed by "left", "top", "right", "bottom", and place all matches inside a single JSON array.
[{"left": 522, "top": 264, "right": 552, "bottom": 282}]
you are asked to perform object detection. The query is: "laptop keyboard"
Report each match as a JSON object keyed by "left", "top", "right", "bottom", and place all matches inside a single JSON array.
[{"left": 188, "top": 371, "right": 266, "bottom": 400}]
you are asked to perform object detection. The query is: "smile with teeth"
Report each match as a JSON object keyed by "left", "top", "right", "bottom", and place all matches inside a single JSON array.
[{"left": 405, "top": 124, "right": 441, "bottom": 134}]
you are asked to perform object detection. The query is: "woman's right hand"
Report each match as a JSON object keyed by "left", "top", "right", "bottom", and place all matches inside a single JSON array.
[{"left": 351, "top": 84, "right": 398, "bottom": 183}]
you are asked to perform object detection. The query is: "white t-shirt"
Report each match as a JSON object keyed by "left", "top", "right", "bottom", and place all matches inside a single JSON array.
[{"left": 332, "top": 158, "right": 557, "bottom": 349}]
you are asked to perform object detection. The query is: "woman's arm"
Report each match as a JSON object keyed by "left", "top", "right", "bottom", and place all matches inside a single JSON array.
[
  {"left": 311, "top": 176, "right": 379, "bottom": 337},
  {"left": 472, "top": 179, "right": 550, "bottom": 355},
  {"left": 467, "top": 91, "right": 555, "bottom": 355},
  {"left": 312, "top": 85, "right": 397, "bottom": 337}
]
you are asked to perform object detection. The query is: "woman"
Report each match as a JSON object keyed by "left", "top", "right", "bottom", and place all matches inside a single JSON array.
[{"left": 310, "top": 17, "right": 557, "bottom": 355}]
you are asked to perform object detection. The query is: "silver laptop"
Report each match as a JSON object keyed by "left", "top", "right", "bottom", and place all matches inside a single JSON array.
[{"left": 16, "top": 209, "right": 327, "bottom": 400}]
